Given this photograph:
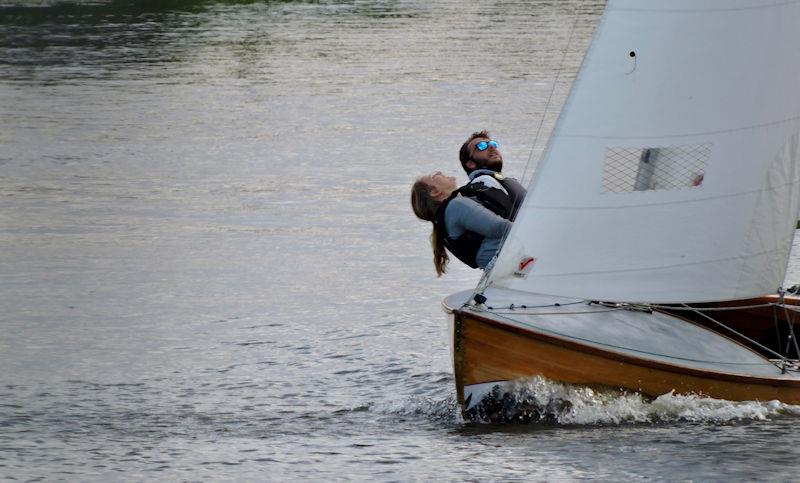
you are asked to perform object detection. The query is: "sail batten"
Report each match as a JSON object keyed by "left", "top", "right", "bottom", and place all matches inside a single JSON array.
[{"left": 488, "top": 0, "right": 800, "bottom": 303}]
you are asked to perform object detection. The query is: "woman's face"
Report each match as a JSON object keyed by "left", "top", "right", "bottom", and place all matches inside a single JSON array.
[{"left": 422, "top": 171, "right": 457, "bottom": 200}]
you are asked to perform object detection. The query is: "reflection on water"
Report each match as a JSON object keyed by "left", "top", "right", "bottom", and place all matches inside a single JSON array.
[
  {"left": 1, "top": 0, "right": 594, "bottom": 87},
  {"left": 0, "top": 0, "right": 431, "bottom": 83},
  {"left": 2, "top": 1, "right": 214, "bottom": 82}
]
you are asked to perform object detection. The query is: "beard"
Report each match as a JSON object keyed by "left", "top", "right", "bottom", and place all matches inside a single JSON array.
[{"left": 483, "top": 156, "right": 503, "bottom": 172}]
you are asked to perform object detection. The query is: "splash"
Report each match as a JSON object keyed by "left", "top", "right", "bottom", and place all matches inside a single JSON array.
[
  {"left": 368, "top": 376, "right": 800, "bottom": 426},
  {"left": 466, "top": 377, "right": 800, "bottom": 425},
  {"left": 371, "top": 395, "right": 462, "bottom": 424}
]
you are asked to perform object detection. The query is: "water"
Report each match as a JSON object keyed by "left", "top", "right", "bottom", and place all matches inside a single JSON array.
[{"left": 2, "top": 0, "right": 800, "bottom": 479}]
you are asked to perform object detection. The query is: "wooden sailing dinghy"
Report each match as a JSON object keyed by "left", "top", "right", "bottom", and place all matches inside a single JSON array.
[{"left": 445, "top": 0, "right": 800, "bottom": 414}]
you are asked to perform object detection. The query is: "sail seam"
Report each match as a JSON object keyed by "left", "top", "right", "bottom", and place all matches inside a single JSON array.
[
  {"left": 610, "top": 0, "right": 800, "bottom": 14},
  {"left": 556, "top": 114, "right": 800, "bottom": 141},
  {"left": 524, "top": 176, "right": 800, "bottom": 210},
  {"left": 522, "top": 246, "right": 788, "bottom": 279}
]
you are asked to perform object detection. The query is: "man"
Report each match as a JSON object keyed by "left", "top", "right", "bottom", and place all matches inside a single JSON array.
[{"left": 458, "top": 130, "right": 527, "bottom": 220}]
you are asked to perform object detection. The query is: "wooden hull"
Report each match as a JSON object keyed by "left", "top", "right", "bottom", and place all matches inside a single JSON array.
[{"left": 449, "top": 307, "right": 800, "bottom": 410}]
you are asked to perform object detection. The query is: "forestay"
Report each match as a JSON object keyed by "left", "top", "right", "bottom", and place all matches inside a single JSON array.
[{"left": 489, "top": 0, "right": 800, "bottom": 303}]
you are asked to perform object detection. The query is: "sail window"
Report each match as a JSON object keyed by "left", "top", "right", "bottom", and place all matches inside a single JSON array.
[{"left": 602, "top": 143, "right": 711, "bottom": 193}]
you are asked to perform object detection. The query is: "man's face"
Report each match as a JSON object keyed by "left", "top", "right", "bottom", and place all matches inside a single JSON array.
[{"left": 467, "top": 137, "right": 503, "bottom": 172}]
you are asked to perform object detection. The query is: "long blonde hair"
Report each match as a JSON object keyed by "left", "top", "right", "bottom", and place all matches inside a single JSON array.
[{"left": 410, "top": 178, "right": 449, "bottom": 276}]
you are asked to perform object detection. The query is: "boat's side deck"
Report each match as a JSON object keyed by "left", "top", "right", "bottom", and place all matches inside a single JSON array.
[{"left": 445, "top": 288, "right": 795, "bottom": 379}]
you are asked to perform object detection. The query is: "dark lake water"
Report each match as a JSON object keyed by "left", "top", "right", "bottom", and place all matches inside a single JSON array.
[{"left": 3, "top": 0, "right": 800, "bottom": 479}]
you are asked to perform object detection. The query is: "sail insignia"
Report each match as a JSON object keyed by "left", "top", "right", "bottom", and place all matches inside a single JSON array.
[{"left": 514, "top": 257, "right": 536, "bottom": 278}]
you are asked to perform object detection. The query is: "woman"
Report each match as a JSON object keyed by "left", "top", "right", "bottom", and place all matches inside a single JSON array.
[{"left": 411, "top": 171, "right": 513, "bottom": 276}]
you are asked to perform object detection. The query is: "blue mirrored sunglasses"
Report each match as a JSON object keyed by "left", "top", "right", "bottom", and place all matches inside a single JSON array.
[{"left": 475, "top": 140, "right": 499, "bottom": 151}]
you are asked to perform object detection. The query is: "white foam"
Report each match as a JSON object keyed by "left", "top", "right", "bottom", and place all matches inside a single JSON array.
[
  {"left": 370, "top": 376, "right": 800, "bottom": 425},
  {"left": 505, "top": 377, "right": 800, "bottom": 425}
]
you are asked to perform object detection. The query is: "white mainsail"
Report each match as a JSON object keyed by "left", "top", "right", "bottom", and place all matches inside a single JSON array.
[{"left": 489, "top": 0, "right": 800, "bottom": 303}]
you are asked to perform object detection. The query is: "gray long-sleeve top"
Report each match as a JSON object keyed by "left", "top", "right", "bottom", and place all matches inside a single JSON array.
[{"left": 444, "top": 196, "right": 513, "bottom": 268}]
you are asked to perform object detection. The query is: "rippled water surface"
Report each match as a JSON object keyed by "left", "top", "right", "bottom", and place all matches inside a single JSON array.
[{"left": 3, "top": 0, "right": 800, "bottom": 480}]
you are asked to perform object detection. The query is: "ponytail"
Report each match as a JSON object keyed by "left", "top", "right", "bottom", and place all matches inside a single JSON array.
[
  {"left": 410, "top": 179, "right": 449, "bottom": 277},
  {"left": 430, "top": 225, "right": 449, "bottom": 277}
]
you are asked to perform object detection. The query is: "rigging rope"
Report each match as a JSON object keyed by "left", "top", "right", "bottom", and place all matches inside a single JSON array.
[
  {"left": 779, "top": 290, "right": 800, "bottom": 358},
  {"left": 675, "top": 303, "right": 793, "bottom": 370},
  {"left": 649, "top": 301, "right": 797, "bottom": 312},
  {"left": 488, "top": 306, "right": 628, "bottom": 316},
  {"left": 464, "top": 9, "right": 582, "bottom": 310},
  {"left": 520, "top": 9, "right": 580, "bottom": 187}
]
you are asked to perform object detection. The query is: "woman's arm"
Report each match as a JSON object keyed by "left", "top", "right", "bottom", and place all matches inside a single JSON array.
[{"left": 446, "top": 197, "right": 512, "bottom": 239}]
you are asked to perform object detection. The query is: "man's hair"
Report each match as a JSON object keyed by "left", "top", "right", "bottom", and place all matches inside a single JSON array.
[{"left": 459, "top": 130, "right": 490, "bottom": 174}]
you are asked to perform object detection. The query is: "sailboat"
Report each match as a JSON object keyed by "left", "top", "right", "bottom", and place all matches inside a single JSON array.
[{"left": 443, "top": 0, "right": 800, "bottom": 416}]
